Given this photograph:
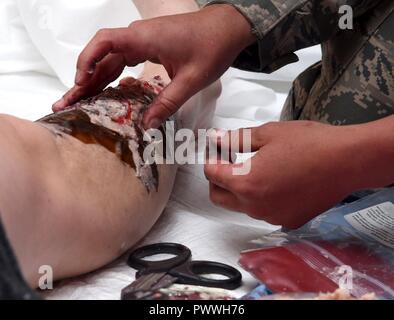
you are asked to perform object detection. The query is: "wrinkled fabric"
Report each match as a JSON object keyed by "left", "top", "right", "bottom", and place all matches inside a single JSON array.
[
  {"left": 0, "top": 0, "right": 50, "bottom": 74},
  {"left": 16, "top": 0, "right": 142, "bottom": 87},
  {"left": 206, "top": 0, "right": 394, "bottom": 125}
]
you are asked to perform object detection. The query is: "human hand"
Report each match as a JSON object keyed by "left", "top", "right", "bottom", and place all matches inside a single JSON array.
[
  {"left": 204, "top": 121, "right": 366, "bottom": 229},
  {"left": 139, "top": 61, "right": 221, "bottom": 131},
  {"left": 52, "top": 4, "right": 255, "bottom": 129}
]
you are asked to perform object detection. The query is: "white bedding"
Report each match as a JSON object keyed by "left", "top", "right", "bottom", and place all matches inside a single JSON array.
[{"left": 0, "top": 0, "right": 321, "bottom": 299}]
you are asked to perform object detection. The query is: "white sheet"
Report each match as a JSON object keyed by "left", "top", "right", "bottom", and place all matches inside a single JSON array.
[
  {"left": 0, "top": 0, "right": 322, "bottom": 300},
  {"left": 16, "top": 0, "right": 143, "bottom": 86}
]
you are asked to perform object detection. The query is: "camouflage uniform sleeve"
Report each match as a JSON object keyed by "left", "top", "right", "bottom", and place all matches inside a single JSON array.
[{"left": 205, "top": 0, "right": 381, "bottom": 73}]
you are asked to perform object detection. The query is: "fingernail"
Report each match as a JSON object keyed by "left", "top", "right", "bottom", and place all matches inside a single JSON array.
[
  {"left": 75, "top": 69, "right": 93, "bottom": 85},
  {"left": 52, "top": 98, "right": 65, "bottom": 112},
  {"left": 147, "top": 118, "right": 161, "bottom": 129}
]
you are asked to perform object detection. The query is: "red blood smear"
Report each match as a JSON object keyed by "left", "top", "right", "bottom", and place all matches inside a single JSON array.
[
  {"left": 143, "top": 79, "right": 163, "bottom": 94},
  {"left": 240, "top": 241, "right": 394, "bottom": 295},
  {"left": 112, "top": 103, "right": 132, "bottom": 125},
  {"left": 143, "top": 81, "right": 155, "bottom": 91}
]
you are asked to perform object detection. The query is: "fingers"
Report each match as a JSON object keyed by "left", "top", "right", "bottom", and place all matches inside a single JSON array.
[
  {"left": 52, "top": 86, "right": 84, "bottom": 112},
  {"left": 209, "top": 125, "right": 274, "bottom": 155},
  {"left": 75, "top": 27, "right": 137, "bottom": 86},
  {"left": 143, "top": 71, "right": 201, "bottom": 129},
  {"left": 215, "top": 127, "right": 263, "bottom": 152},
  {"left": 53, "top": 54, "right": 125, "bottom": 112},
  {"left": 86, "top": 53, "right": 127, "bottom": 95},
  {"left": 209, "top": 183, "right": 242, "bottom": 212},
  {"left": 204, "top": 159, "right": 236, "bottom": 191}
]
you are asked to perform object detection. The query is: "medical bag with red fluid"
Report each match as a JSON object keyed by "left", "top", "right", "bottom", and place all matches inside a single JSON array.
[{"left": 240, "top": 188, "right": 394, "bottom": 299}]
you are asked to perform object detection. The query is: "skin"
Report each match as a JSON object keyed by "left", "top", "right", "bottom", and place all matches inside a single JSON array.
[
  {"left": 0, "top": 0, "right": 219, "bottom": 289},
  {"left": 52, "top": 4, "right": 254, "bottom": 128},
  {"left": 0, "top": 107, "right": 177, "bottom": 288},
  {"left": 54, "top": 5, "right": 394, "bottom": 228},
  {"left": 0, "top": 64, "right": 218, "bottom": 289},
  {"left": 53, "top": 3, "right": 394, "bottom": 228},
  {"left": 204, "top": 117, "right": 394, "bottom": 228}
]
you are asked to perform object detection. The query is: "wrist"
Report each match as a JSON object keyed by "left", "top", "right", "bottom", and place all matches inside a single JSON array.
[
  {"left": 337, "top": 116, "right": 394, "bottom": 192},
  {"left": 200, "top": 4, "right": 256, "bottom": 52}
]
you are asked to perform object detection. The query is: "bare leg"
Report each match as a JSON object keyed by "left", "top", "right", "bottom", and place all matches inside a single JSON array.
[{"left": 0, "top": 111, "right": 177, "bottom": 287}]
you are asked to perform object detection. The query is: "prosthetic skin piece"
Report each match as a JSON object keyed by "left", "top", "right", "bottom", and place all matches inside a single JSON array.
[{"left": 39, "top": 77, "right": 165, "bottom": 193}]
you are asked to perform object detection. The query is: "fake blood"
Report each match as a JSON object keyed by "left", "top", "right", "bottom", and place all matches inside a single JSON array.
[
  {"left": 240, "top": 245, "right": 338, "bottom": 294},
  {"left": 240, "top": 240, "right": 394, "bottom": 296},
  {"left": 112, "top": 102, "right": 133, "bottom": 125}
]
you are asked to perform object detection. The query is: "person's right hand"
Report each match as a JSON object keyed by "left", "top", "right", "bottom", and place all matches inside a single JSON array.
[{"left": 52, "top": 4, "right": 256, "bottom": 129}]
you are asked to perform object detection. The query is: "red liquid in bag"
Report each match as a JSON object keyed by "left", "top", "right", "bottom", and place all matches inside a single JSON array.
[{"left": 240, "top": 240, "right": 394, "bottom": 297}]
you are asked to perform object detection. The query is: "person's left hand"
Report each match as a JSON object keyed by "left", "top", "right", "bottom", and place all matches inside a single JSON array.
[{"left": 204, "top": 121, "right": 364, "bottom": 229}]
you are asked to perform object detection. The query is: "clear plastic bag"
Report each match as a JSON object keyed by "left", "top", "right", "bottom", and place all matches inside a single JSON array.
[{"left": 240, "top": 188, "right": 394, "bottom": 299}]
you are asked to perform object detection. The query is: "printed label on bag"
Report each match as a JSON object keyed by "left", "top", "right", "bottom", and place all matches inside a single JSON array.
[{"left": 345, "top": 202, "right": 394, "bottom": 248}]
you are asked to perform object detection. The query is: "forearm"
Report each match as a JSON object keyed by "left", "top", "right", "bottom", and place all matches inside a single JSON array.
[
  {"left": 345, "top": 115, "right": 394, "bottom": 191},
  {"left": 134, "top": 0, "right": 253, "bottom": 80},
  {"left": 205, "top": 0, "right": 381, "bottom": 72}
]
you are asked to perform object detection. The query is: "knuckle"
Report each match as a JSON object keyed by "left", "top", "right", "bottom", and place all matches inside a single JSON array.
[
  {"left": 96, "top": 28, "right": 111, "bottom": 39},
  {"left": 209, "top": 192, "right": 217, "bottom": 205},
  {"left": 233, "top": 179, "right": 253, "bottom": 197},
  {"left": 205, "top": 164, "right": 219, "bottom": 182},
  {"left": 65, "top": 86, "right": 85, "bottom": 102},
  {"left": 252, "top": 122, "right": 277, "bottom": 144},
  {"left": 209, "top": 188, "right": 220, "bottom": 206},
  {"left": 299, "top": 120, "right": 317, "bottom": 127},
  {"left": 183, "top": 67, "right": 200, "bottom": 83},
  {"left": 77, "top": 54, "right": 89, "bottom": 69},
  {"left": 262, "top": 121, "right": 280, "bottom": 132},
  {"left": 203, "top": 164, "right": 211, "bottom": 180},
  {"left": 128, "top": 20, "right": 142, "bottom": 30},
  {"left": 232, "top": 182, "right": 245, "bottom": 196},
  {"left": 210, "top": 193, "right": 226, "bottom": 208},
  {"left": 157, "top": 95, "right": 179, "bottom": 118},
  {"left": 127, "top": 21, "right": 146, "bottom": 45},
  {"left": 62, "top": 88, "right": 73, "bottom": 100}
]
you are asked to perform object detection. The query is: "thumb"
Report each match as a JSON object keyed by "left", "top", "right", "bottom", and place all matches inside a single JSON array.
[
  {"left": 143, "top": 71, "right": 199, "bottom": 129},
  {"left": 209, "top": 126, "right": 268, "bottom": 154}
]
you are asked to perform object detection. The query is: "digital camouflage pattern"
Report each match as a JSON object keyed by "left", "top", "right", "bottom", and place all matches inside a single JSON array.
[{"left": 204, "top": 0, "right": 394, "bottom": 125}]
